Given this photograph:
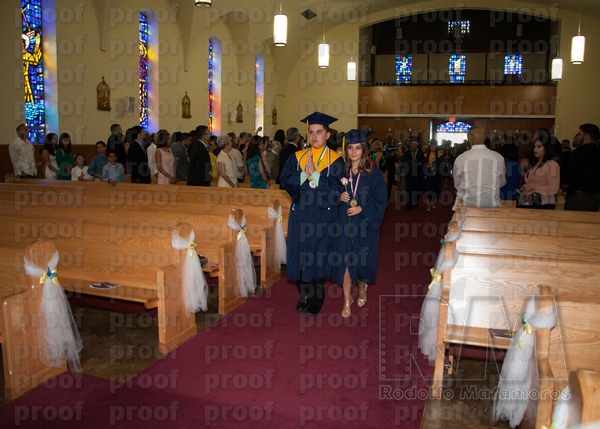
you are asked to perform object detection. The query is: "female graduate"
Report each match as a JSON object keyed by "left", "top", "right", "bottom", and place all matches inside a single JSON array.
[{"left": 336, "top": 130, "right": 387, "bottom": 318}]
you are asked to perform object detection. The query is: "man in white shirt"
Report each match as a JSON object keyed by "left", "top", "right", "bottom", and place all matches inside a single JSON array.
[
  {"left": 9, "top": 124, "right": 37, "bottom": 177},
  {"left": 452, "top": 127, "right": 506, "bottom": 210},
  {"left": 146, "top": 134, "right": 158, "bottom": 181}
]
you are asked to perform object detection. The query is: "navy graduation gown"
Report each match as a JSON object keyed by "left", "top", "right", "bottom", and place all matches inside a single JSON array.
[
  {"left": 332, "top": 168, "right": 387, "bottom": 285},
  {"left": 280, "top": 149, "right": 345, "bottom": 283}
]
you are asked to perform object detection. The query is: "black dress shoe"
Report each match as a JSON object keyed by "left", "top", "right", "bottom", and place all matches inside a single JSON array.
[
  {"left": 296, "top": 299, "right": 310, "bottom": 312},
  {"left": 305, "top": 302, "right": 322, "bottom": 316}
]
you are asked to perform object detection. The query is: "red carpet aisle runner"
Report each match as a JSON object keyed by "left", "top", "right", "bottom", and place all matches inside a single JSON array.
[{"left": 0, "top": 202, "right": 454, "bottom": 428}]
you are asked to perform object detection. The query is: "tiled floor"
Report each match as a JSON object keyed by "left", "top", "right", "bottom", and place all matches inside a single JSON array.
[{"left": 0, "top": 289, "right": 510, "bottom": 428}]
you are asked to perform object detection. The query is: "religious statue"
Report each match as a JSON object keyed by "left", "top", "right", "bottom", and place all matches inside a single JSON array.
[
  {"left": 96, "top": 76, "right": 111, "bottom": 111},
  {"left": 236, "top": 101, "right": 243, "bottom": 123},
  {"left": 182, "top": 92, "right": 191, "bottom": 118},
  {"left": 272, "top": 106, "right": 278, "bottom": 125}
]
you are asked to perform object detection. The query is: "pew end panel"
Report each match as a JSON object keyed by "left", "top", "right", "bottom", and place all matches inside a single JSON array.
[
  {"left": 155, "top": 223, "right": 197, "bottom": 354},
  {"left": 2, "top": 240, "right": 67, "bottom": 400}
]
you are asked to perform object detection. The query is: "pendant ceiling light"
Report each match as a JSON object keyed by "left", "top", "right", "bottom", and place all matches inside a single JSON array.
[
  {"left": 195, "top": 0, "right": 211, "bottom": 7},
  {"left": 551, "top": 20, "right": 563, "bottom": 81},
  {"left": 273, "top": 3, "right": 287, "bottom": 46},
  {"left": 318, "top": 0, "right": 329, "bottom": 68},
  {"left": 571, "top": 2, "right": 585, "bottom": 64}
]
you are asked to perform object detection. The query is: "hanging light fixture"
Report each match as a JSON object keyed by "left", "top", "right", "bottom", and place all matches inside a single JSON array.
[
  {"left": 571, "top": 2, "right": 585, "bottom": 64},
  {"left": 552, "top": 21, "right": 563, "bottom": 81},
  {"left": 318, "top": 0, "right": 329, "bottom": 68},
  {"left": 273, "top": 3, "right": 287, "bottom": 46},
  {"left": 195, "top": 0, "right": 211, "bottom": 6},
  {"left": 347, "top": 1, "right": 357, "bottom": 81}
]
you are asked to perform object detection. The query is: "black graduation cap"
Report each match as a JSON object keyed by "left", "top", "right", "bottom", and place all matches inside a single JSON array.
[
  {"left": 300, "top": 111, "right": 338, "bottom": 127},
  {"left": 345, "top": 129, "right": 374, "bottom": 145}
]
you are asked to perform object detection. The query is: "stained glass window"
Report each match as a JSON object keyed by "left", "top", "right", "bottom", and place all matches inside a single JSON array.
[
  {"left": 504, "top": 54, "right": 522, "bottom": 75},
  {"left": 395, "top": 56, "right": 412, "bottom": 84},
  {"left": 447, "top": 21, "right": 470, "bottom": 35},
  {"left": 139, "top": 13, "right": 149, "bottom": 131},
  {"left": 255, "top": 55, "right": 264, "bottom": 133},
  {"left": 208, "top": 39, "right": 214, "bottom": 133},
  {"left": 436, "top": 122, "right": 473, "bottom": 133},
  {"left": 449, "top": 54, "right": 466, "bottom": 83},
  {"left": 22, "top": 0, "right": 45, "bottom": 143}
]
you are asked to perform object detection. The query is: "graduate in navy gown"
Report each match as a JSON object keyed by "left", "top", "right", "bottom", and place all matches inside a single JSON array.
[
  {"left": 280, "top": 112, "right": 345, "bottom": 316},
  {"left": 334, "top": 130, "right": 387, "bottom": 318}
]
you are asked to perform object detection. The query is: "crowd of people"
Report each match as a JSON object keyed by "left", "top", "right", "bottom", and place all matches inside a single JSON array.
[{"left": 8, "top": 118, "right": 600, "bottom": 320}]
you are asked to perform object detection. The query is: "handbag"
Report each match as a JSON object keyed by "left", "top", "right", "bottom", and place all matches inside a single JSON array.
[{"left": 516, "top": 192, "right": 542, "bottom": 208}]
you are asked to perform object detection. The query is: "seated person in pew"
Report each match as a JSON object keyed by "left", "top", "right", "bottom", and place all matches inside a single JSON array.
[
  {"left": 517, "top": 129, "right": 560, "bottom": 210},
  {"left": 452, "top": 127, "right": 506, "bottom": 210},
  {"left": 102, "top": 152, "right": 126, "bottom": 186}
]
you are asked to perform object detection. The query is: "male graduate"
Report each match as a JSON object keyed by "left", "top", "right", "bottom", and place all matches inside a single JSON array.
[{"left": 280, "top": 112, "right": 345, "bottom": 316}]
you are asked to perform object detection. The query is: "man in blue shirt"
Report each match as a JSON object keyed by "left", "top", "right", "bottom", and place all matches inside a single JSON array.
[{"left": 88, "top": 141, "right": 109, "bottom": 181}]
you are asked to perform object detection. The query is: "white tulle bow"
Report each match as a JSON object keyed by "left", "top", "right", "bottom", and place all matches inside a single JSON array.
[
  {"left": 267, "top": 205, "right": 287, "bottom": 269},
  {"left": 171, "top": 229, "right": 208, "bottom": 315},
  {"left": 228, "top": 214, "right": 256, "bottom": 298},
  {"left": 493, "top": 286, "right": 557, "bottom": 428},
  {"left": 23, "top": 252, "right": 83, "bottom": 373}
]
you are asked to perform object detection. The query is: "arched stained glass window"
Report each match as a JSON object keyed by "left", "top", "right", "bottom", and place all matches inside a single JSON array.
[
  {"left": 139, "top": 13, "right": 149, "bottom": 131},
  {"left": 255, "top": 55, "right": 264, "bottom": 133},
  {"left": 208, "top": 39, "right": 214, "bottom": 132},
  {"left": 395, "top": 56, "right": 412, "bottom": 84},
  {"left": 449, "top": 54, "right": 466, "bottom": 83},
  {"left": 22, "top": 0, "right": 45, "bottom": 142},
  {"left": 436, "top": 121, "right": 473, "bottom": 145}
]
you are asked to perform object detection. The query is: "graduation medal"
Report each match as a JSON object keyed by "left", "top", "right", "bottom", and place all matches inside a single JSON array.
[
  {"left": 307, "top": 147, "right": 327, "bottom": 189},
  {"left": 309, "top": 180, "right": 317, "bottom": 188},
  {"left": 349, "top": 170, "right": 361, "bottom": 208}
]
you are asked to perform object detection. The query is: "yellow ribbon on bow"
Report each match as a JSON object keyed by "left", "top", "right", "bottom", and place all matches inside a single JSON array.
[
  {"left": 277, "top": 216, "right": 283, "bottom": 224},
  {"left": 428, "top": 268, "right": 442, "bottom": 290},
  {"left": 237, "top": 225, "right": 247, "bottom": 241},
  {"left": 40, "top": 268, "right": 60, "bottom": 287},
  {"left": 188, "top": 241, "right": 197, "bottom": 258},
  {"left": 516, "top": 322, "right": 535, "bottom": 349}
]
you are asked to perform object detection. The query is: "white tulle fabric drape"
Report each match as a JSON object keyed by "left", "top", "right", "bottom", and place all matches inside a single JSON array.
[
  {"left": 493, "top": 286, "right": 557, "bottom": 428},
  {"left": 267, "top": 205, "right": 287, "bottom": 269},
  {"left": 23, "top": 252, "right": 83, "bottom": 372},
  {"left": 171, "top": 229, "right": 208, "bottom": 315},
  {"left": 418, "top": 239, "right": 459, "bottom": 365},
  {"left": 228, "top": 214, "right": 256, "bottom": 298}
]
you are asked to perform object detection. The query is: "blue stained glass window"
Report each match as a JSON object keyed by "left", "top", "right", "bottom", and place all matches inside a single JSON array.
[
  {"left": 447, "top": 21, "right": 470, "bottom": 35},
  {"left": 449, "top": 54, "right": 466, "bottom": 83},
  {"left": 139, "top": 13, "right": 149, "bottom": 131},
  {"left": 436, "top": 122, "right": 473, "bottom": 133},
  {"left": 208, "top": 40, "right": 214, "bottom": 133},
  {"left": 504, "top": 54, "right": 522, "bottom": 75},
  {"left": 22, "top": 0, "right": 45, "bottom": 143},
  {"left": 395, "top": 56, "right": 412, "bottom": 84}
]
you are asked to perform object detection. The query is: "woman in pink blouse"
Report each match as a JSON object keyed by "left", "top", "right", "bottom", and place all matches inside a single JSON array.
[{"left": 518, "top": 130, "right": 560, "bottom": 209}]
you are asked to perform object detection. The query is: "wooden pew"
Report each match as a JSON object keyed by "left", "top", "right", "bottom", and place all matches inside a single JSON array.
[
  {"left": 0, "top": 240, "right": 66, "bottom": 399},
  {"left": 525, "top": 292, "right": 600, "bottom": 429},
  {"left": 431, "top": 213, "right": 600, "bottom": 399},
  {"left": 0, "top": 181, "right": 290, "bottom": 288}
]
